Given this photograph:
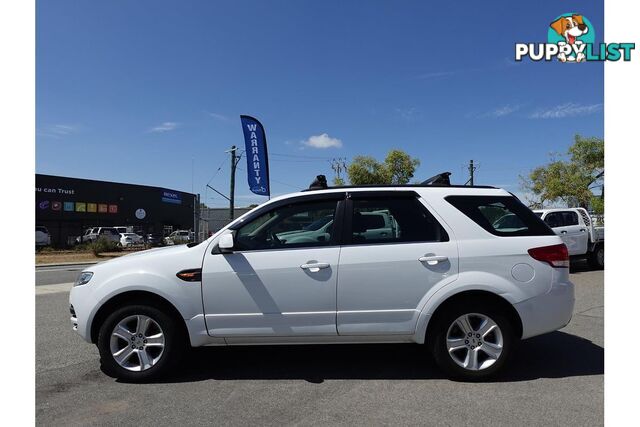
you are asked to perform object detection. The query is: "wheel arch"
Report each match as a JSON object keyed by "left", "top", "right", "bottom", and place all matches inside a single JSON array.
[
  {"left": 89, "top": 290, "right": 188, "bottom": 344},
  {"left": 422, "top": 290, "right": 523, "bottom": 344}
]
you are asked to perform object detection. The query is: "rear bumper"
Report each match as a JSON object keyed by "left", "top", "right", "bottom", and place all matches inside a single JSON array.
[{"left": 514, "top": 276, "right": 575, "bottom": 339}]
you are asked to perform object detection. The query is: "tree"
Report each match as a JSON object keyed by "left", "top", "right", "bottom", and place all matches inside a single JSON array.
[
  {"left": 521, "top": 135, "right": 603, "bottom": 209},
  {"left": 347, "top": 150, "right": 420, "bottom": 185},
  {"left": 384, "top": 150, "right": 421, "bottom": 184}
]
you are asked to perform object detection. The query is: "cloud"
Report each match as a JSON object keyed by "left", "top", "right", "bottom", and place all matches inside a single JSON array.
[
  {"left": 301, "top": 133, "right": 342, "bottom": 149},
  {"left": 395, "top": 107, "right": 422, "bottom": 121},
  {"left": 477, "top": 104, "right": 521, "bottom": 118},
  {"left": 208, "top": 112, "right": 231, "bottom": 122},
  {"left": 37, "top": 124, "right": 80, "bottom": 139},
  {"left": 417, "top": 70, "right": 458, "bottom": 80},
  {"left": 148, "top": 122, "right": 179, "bottom": 132},
  {"left": 417, "top": 57, "right": 521, "bottom": 80},
  {"left": 50, "top": 124, "right": 78, "bottom": 135},
  {"left": 529, "top": 103, "right": 603, "bottom": 119}
]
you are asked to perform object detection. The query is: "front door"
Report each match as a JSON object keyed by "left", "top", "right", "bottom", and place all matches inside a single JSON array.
[
  {"left": 201, "top": 196, "right": 344, "bottom": 338},
  {"left": 336, "top": 192, "right": 458, "bottom": 335}
]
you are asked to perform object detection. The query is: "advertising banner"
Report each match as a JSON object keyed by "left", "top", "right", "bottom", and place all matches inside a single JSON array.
[{"left": 240, "top": 115, "right": 270, "bottom": 197}]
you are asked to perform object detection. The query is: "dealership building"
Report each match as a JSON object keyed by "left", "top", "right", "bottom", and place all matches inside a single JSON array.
[{"left": 36, "top": 174, "right": 198, "bottom": 247}]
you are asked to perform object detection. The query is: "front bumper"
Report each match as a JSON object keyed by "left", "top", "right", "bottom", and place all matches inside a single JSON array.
[
  {"left": 69, "top": 284, "right": 94, "bottom": 342},
  {"left": 514, "top": 277, "right": 575, "bottom": 339}
]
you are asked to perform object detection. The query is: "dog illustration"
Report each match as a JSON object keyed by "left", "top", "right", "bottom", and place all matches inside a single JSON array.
[{"left": 550, "top": 14, "right": 589, "bottom": 62}]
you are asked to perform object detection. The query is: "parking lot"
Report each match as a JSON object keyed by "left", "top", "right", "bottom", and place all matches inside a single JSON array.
[{"left": 36, "top": 266, "right": 603, "bottom": 426}]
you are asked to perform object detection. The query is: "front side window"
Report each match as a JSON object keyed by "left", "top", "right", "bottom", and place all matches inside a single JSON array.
[
  {"left": 544, "top": 212, "right": 565, "bottom": 228},
  {"left": 235, "top": 200, "right": 339, "bottom": 251},
  {"left": 349, "top": 196, "right": 448, "bottom": 245}
]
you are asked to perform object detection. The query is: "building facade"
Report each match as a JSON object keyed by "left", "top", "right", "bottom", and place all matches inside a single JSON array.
[
  {"left": 200, "top": 207, "right": 252, "bottom": 237},
  {"left": 36, "top": 174, "right": 197, "bottom": 247}
]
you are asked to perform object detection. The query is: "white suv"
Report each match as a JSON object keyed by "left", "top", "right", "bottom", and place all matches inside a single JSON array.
[{"left": 69, "top": 178, "right": 574, "bottom": 381}]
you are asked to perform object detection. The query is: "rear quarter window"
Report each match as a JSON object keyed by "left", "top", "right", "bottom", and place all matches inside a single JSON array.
[{"left": 446, "top": 195, "right": 555, "bottom": 237}]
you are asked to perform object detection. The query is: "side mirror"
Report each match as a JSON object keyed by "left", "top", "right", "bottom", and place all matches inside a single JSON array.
[{"left": 218, "top": 233, "right": 235, "bottom": 253}]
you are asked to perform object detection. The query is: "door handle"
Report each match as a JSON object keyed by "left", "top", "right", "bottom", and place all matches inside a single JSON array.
[
  {"left": 561, "top": 231, "right": 567, "bottom": 234},
  {"left": 580, "top": 229, "right": 586, "bottom": 232},
  {"left": 300, "top": 262, "right": 330, "bottom": 272},
  {"left": 418, "top": 255, "right": 448, "bottom": 265}
]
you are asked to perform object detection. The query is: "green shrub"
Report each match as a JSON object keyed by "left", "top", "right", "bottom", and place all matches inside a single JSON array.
[{"left": 90, "top": 237, "right": 121, "bottom": 256}]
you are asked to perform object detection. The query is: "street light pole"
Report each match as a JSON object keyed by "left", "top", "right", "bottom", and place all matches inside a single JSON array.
[{"left": 228, "top": 145, "right": 237, "bottom": 221}]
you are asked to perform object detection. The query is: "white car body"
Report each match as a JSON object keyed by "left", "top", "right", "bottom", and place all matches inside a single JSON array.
[{"left": 71, "top": 186, "right": 574, "bottom": 356}]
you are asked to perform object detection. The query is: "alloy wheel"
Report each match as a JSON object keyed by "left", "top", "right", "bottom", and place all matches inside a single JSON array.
[
  {"left": 109, "top": 314, "right": 165, "bottom": 372},
  {"left": 446, "top": 313, "right": 504, "bottom": 371}
]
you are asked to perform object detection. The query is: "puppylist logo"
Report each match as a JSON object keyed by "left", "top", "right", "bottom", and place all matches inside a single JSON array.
[{"left": 516, "top": 13, "right": 635, "bottom": 62}]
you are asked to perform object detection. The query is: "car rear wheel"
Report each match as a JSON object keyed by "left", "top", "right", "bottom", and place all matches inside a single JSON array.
[
  {"left": 588, "top": 244, "right": 604, "bottom": 270},
  {"left": 430, "top": 303, "right": 515, "bottom": 381},
  {"left": 97, "top": 305, "right": 184, "bottom": 381}
]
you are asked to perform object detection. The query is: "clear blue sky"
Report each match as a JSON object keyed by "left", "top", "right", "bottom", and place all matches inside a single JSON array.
[{"left": 36, "top": 0, "right": 603, "bottom": 207}]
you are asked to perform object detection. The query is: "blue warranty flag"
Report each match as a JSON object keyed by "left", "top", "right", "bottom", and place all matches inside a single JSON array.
[{"left": 240, "top": 115, "right": 270, "bottom": 197}]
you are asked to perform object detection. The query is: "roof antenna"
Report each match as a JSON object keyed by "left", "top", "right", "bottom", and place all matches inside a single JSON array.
[
  {"left": 421, "top": 172, "right": 451, "bottom": 186},
  {"left": 308, "top": 175, "right": 328, "bottom": 190}
]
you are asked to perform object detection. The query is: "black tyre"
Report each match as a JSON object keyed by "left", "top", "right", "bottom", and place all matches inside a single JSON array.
[
  {"left": 588, "top": 244, "right": 604, "bottom": 270},
  {"left": 430, "top": 302, "right": 515, "bottom": 381},
  {"left": 97, "top": 304, "right": 185, "bottom": 381}
]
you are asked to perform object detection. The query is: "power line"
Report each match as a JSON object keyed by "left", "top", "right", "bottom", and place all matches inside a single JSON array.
[
  {"left": 206, "top": 157, "right": 228, "bottom": 186},
  {"left": 270, "top": 152, "right": 332, "bottom": 160},
  {"left": 236, "top": 165, "right": 300, "bottom": 190}
]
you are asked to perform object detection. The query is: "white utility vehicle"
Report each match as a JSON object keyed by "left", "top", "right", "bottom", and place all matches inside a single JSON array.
[
  {"left": 164, "top": 230, "right": 193, "bottom": 245},
  {"left": 533, "top": 208, "right": 604, "bottom": 269},
  {"left": 70, "top": 174, "right": 574, "bottom": 381},
  {"left": 119, "top": 232, "right": 144, "bottom": 248},
  {"left": 36, "top": 225, "right": 51, "bottom": 247},
  {"left": 75, "top": 227, "right": 121, "bottom": 245}
]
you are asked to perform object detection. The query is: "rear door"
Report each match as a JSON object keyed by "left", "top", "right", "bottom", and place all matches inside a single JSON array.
[
  {"left": 336, "top": 191, "right": 458, "bottom": 335},
  {"left": 544, "top": 211, "right": 584, "bottom": 255}
]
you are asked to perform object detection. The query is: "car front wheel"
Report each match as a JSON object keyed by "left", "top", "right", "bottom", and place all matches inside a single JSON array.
[
  {"left": 430, "top": 303, "right": 515, "bottom": 381},
  {"left": 97, "top": 305, "right": 184, "bottom": 381}
]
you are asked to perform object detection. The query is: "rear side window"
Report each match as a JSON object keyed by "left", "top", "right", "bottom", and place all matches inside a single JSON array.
[
  {"left": 446, "top": 195, "right": 555, "bottom": 237},
  {"left": 562, "top": 211, "right": 579, "bottom": 226},
  {"left": 349, "top": 196, "right": 448, "bottom": 245}
]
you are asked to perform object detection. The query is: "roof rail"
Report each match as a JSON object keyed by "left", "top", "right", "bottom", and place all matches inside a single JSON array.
[{"left": 302, "top": 172, "right": 496, "bottom": 191}]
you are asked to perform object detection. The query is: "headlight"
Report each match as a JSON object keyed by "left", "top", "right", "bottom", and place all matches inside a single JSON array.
[{"left": 74, "top": 271, "right": 94, "bottom": 287}]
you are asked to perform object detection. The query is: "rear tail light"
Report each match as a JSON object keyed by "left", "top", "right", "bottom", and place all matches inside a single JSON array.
[{"left": 528, "top": 244, "right": 569, "bottom": 268}]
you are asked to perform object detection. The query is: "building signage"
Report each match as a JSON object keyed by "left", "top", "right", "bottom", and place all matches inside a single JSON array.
[{"left": 161, "top": 190, "right": 182, "bottom": 204}]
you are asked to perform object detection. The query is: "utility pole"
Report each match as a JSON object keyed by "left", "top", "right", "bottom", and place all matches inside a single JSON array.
[
  {"left": 330, "top": 157, "right": 348, "bottom": 184},
  {"left": 229, "top": 145, "right": 237, "bottom": 221},
  {"left": 468, "top": 160, "right": 476, "bottom": 186}
]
